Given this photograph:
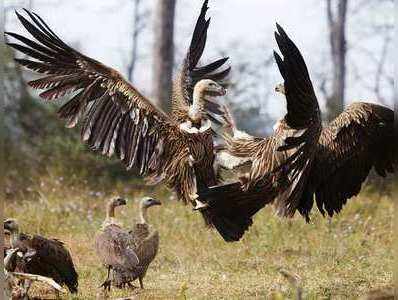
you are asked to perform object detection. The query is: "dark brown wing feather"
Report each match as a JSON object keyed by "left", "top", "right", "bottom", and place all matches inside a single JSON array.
[
  {"left": 6, "top": 9, "right": 176, "bottom": 176},
  {"left": 274, "top": 23, "right": 320, "bottom": 129},
  {"left": 210, "top": 24, "right": 322, "bottom": 224},
  {"left": 172, "top": 0, "right": 230, "bottom": 122},
  {"left": 13, "top": 234, "right": 79, "bottom": 293},
  {"left": 298, "top": 102, "right": 396, "bottom": 218},
  {"left": 95, "top": 225, "right": 139, "bottom": 271}
]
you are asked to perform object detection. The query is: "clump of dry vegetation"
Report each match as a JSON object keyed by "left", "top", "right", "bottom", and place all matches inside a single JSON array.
[{"left": 4, "top": 172, "right": 394, "bottom": 299}]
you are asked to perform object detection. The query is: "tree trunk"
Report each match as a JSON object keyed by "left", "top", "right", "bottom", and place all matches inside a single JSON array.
[
  {"left": 152, "top": 0, "right": 176, "bottom": 111},
  {"left": 127, "top": 0, "right": 142, "bottom": 82},
  {"left": 326, "top": 0, "right": 348, "bottom": 122}
]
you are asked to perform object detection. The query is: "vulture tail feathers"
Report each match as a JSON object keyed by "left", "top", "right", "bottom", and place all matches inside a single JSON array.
[{"left": 198, "top": 182, "right": 273, "bottom": 242}]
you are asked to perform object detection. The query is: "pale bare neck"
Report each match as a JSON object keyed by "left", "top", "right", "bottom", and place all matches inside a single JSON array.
[
  {"left": 189, "top": 87, "right": 204, "bottom": 122},
  {"left": 139, "top": 204, "right": 148, "bottom": 224},
  {"left": 10, "top": 230, "right": 19, "bottom": 248},
  {"left": 106, "top": 203, "right": 116, "bottom": 219}
]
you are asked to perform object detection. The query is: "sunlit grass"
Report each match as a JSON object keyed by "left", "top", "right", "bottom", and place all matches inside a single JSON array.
[{"left": 4, "top": 176, "right": 394, "bottom": 299}]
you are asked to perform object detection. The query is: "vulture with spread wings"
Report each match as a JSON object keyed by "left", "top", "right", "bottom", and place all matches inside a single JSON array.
[
  {"left": 199, "top": 24, "right": 397, "bottom": 237},
  {"left": 5, "top": 3, "right": 256, "bottom": 242}
]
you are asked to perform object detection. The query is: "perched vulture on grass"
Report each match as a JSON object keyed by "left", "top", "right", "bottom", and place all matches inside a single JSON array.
[
  {"left": 115, "top": 197, "right": 161, "bottom": 289},
  {"left": 5, "top": 2, "right": 258, "bottom": 242},
  {"left": 199, "top": 24, "right": 397, "bottom": 238},
  {"left": 3, "top": 218, "right": 78, "bottom": 293},
  {"left": 95, "top": 196, "right": 160, "bottom": 290}
]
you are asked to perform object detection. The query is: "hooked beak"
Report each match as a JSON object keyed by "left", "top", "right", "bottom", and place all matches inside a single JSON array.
[
  {"left": 4, "top": 222, "right": 11, "bottom": 232},
  {"left": 151, "top": 199, "right": 162, "bottom": 206},
  {"left": 219, "top": 87, "right": 227, "bottom": 96},
  {"left": 275, "top": 83, "right": 285, "bottom": 95}
]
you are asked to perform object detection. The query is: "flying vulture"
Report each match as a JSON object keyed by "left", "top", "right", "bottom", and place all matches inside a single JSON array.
[
  {"left": 198, "top": 24, "right": 397, "bottom": 238},
  {"left": 5, "top": 2, "right": 256, "bottom": 242},
  {"left": 3, "top": 218, "right": 79, "bottom": 293}
]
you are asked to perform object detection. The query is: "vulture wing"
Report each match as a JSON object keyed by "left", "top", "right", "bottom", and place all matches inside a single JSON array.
[
  {"left": 208, "top": 24, "right": 322, "bottom": 220},
  {"left": 6, "top": 10, "right": 177, "bottom": 175},
  {"left": 95, "top": 225, "right": 139, "bottom": 271},
  {"left": 29, "top": 235, "right": 78, "bottom": 293},
  {"left": 273, "top": 23, "right": 320, "bottom": 129},
  {"left": 172, "top": 0, "right": 230, "bottom": 122},
  {"left": 198, "top": 25, "right": 324, "bottom": 241},
  {"left": 299, "top": 102, "right": 396, "bottom": 218}
]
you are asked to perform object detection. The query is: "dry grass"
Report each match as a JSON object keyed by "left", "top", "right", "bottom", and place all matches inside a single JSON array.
[{"left": 4, "top": 175, "right": 394, "bottom": 299}]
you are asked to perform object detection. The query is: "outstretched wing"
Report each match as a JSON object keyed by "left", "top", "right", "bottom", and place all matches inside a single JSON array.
[
  {"left": 6, "top": 10, "right": 176, "bottom": 175},
  {"left": 300, "top": 102, "right": 396, "bottom": 218},
  {"left": 206, "top": 24, "right": 323, "bottom": 228},
  {"left": 273, "top": 23, "right": 320, "bottom": 129},
  {"left": 172, "top": 0, "right": 230, "bottom": 122},
  {"left": 269, "top": 23, "right": 322, "bottom": 217}
]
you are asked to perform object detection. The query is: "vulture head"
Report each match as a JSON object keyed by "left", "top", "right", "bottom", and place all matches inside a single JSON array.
[
  {"left": 4, "top": 218, "right": 19, "bottom": 234},
  {"left": 104, "top": 197, "right": 127, "bottom": 223},
  {"left": 109, "top": 197, "right": 127, "bottom": 208},
  {"left": 195, "top": 79, "right": 227, "bottom": 97},
  {"left": 184, "top": 79, "right": 227, "bottom": 134},
  {"left": 141, "top": 197, "right": 162, "bottom": 209},
  {"left": 275, "top": 83, "right": 286, "bottom": 95},
  {"left": 139, "top": 197, "right": 161, "bottom": 224}
]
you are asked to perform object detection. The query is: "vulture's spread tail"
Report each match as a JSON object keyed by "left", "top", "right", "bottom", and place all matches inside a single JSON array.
[{"left": 198, "top": 182, "right": 275, "bottom": 242}]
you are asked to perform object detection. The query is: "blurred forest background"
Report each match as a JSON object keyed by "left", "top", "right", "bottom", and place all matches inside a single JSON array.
[{"left": 2, "top": 0, "right": 394, "bottom": 198}]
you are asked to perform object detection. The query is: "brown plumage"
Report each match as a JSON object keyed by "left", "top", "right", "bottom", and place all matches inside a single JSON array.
[
  {"left": 113, "top": 197, "right": 161, "bottom": 289},
  {"left": 5, "top": 5, "right": 251, "bottom": 241},
  {"left": 3, "top": 219, "right": 78, "bottom": 293},
  {"left": 95, "top": 197, "right": 161, "bottom": 290},
  {"left": 199, "top": 24, "right": 396, "bottom": 235},
  {"left": 95, "top": 197, "right": 139, "bottom": 291}
]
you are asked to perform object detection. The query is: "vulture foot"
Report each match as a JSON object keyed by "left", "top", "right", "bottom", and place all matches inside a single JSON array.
[
  {"left": 99, "top": 279, "right": 112, "bottom": 291},
  {"left": 127, "top": 282, "right": 137, "bottom": 290}
]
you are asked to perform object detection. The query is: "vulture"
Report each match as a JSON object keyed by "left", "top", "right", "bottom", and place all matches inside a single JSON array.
[
  {"left": 3, "top": 218, "right": 79, "bottom": 293},
  {"left": 198, "top": 24, "right": 397, "bottom": 235},
  {"left": 95, "top": 196, "right": 160, "bottom": 290},
  {"left": 115, "top": 197, "right": 161, "bottom": 289},
  {"left": 5, "top": 3, "right": 256, "bottom": 242}
]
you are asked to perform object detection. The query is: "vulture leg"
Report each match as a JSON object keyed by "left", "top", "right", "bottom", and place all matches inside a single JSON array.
[
  {"left": 138, "top": 277, "right": 144, "bottom": 289},
  {"left": 127, "top": 282, "right": 137, "bottom": 289},
  {"left": 99, "top": 266, "right": 112, "bottom": 291}
]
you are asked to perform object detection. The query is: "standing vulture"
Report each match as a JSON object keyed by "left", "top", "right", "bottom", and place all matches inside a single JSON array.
[
  {"left": 5, "top": 2, "right": 254, "bottom": 241},
  {"left": 114, "top": 197, "right": 161, "bottom": 289},
  {"left": 199, "top": 24, "right": 397, "bottom": 237},
  {"left": 3, "top": 218, "right": 79, "bottom": 293},
  {"left": 95, "top": 196, "right": 160, "bottom": 290},
  {"left": 95, "top": 197, "right": 139, "bottom": 290}
]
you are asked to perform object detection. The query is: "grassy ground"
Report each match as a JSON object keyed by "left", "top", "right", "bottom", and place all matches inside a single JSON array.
[{"left": 4, "top": 175, "right": 394, "bottom": 299}]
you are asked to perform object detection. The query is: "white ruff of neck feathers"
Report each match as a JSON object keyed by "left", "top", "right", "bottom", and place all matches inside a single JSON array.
[
  {"left": 273, "top": 119, "right": 282, "bottom": 132},
  {"left": 215, "top": 150, "right": 251, "bottom": 170},
  {"left": 232, "top": 128, "right": 252, "bottom": 140}
]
